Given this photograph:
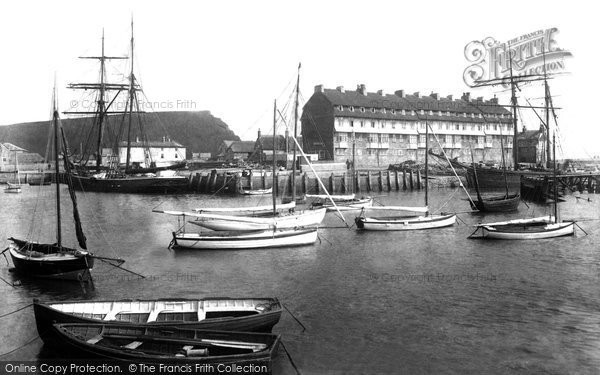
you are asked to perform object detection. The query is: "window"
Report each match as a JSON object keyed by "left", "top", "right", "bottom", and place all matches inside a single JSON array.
[
  {"left": 380, "top": 134, "right": 389, "bottom": 143},
  {"left": 339, "top": 105, "right": 344, "bottom": 111},
  {"left": 477, "top": 125, "right": 482, "bottom": 131},
  {"left": 455, "top": 124, "right": 460, "bottom": 130},
  {"left": 392, "top": 122, "right": 396, "bottom": 129},
  {"left": 371, "top": 108, "right": 376, "bottom": 113},
  {"left": 446, "top": 124, "right": 450, "bottom": 130},
  {"left": 360, "top": 107, "right": 365, "bottom": 113},
  {"left": 494, "top": 125, "right": 498, "bottom": 130},
  {"left": 350, "top": 106, "right": 354, "bottom": 112},
  {"left": 350, "top": 120, "right": 354, "bottom": 128},
  {"left": 391, "top": 109, "right": 396, "bottom": 114},
  {"left": 419, "top": 135, "right": 426, "bottom": 143},
  {"left": 161, "top": 153, "right": 165, "bottom": 159},
  {"left": 462, "top": 124, "right": 466, "bottom": 130},
  {"left": 409, "top": 135, "right": 417, "bottom": 144},
  {"left": 371, "top": 121, "right": 375, "bottom": 128},
  {"left": 360, "top": 121, "right": 364, "bottom": 128},
  {"left": 175, "top": 154, "right": 178, "bottom": 159}
]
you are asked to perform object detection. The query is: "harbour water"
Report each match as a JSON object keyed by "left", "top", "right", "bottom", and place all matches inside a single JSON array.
[{"left": 1, "top": 186, "right": 600, "bottom": 374}]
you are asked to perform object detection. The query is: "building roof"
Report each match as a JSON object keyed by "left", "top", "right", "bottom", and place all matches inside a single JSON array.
[
  {"left": 229, "top": 141, "right": 255, "bottom": 153},
  {"left": 309, "top": 86, "right": 512, "bottom": 123},
  {"left": 256, "top": 135, "right": 302, "bottom": 151},
  {"left": 118, "top": 140, "right": 184, "bottom": 148},
  {"left": 2, "top": 143, "right": 28, "bottom": 152}
]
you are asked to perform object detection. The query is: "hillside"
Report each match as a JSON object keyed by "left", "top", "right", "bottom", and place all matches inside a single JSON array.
[{"left": 0, "top": 111, "right": 240, "bottom": 159}]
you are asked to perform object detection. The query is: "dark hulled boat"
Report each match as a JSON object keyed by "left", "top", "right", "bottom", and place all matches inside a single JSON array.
[
  {"left": 34, "top": 298, "right": 282, "bottom": 338},
  {"left": 45, "top": 323, "right": 280, "bottom": 372},
  {"left": 8, "top": 238, "right": 93, "bottom": 281},
  {"left": 4, "top": 90, "right": 94, "bottom": 281},
  {"left": 65, "top": 22, "right": 188, "bottom": 194}
]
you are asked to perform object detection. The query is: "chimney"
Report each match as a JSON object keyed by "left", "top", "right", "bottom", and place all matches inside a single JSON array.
[
  {"left": 394, "top": 90, "right": 405, "bottom": 98},
  {"left": 476, "top": 96, "right": 483, "bottom": 102},
  {"left": 461, "top": 92, "right": 471, "bottom": 101},
  {"left": 413, "top": 91, "right": 420, "bottom": 98},
  {"left": 446, "top": 94, "right": 453, "bottom": 100},
  {"left": 314, "top": 84, "right": 323, "bottom": 93},
  {"left": 258, "top": 129, "right": 262, "bottom": 139},
  {"left": 377, "top": 89, "right": 384, "bottom": 96},
  {"left": 490, "top": 95, "right": 498, "bottom": 104},
  {"left": 336, "top": 86, "right": 345, "bottom": 93},
  {"left": 430, "top": 92, "right": 439, "bottom": 100},
  {"left": 357, "top": 84, "right": 366, "bottom": 95}
]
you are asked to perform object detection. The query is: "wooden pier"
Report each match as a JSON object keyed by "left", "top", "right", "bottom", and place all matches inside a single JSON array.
[{"left": 521, "top": 173, "right": 600, "bottom": 202}]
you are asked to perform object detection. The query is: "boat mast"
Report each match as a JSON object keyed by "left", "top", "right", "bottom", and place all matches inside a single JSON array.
[
  {"left": 272, "top": 99, "right": 277, "bottom": 216},
  {"left": 553, "top": 133, "right": 557, "bottom": 223},
  {"left": 508, "top": 51, "right": 519, "bottom": 170},
  {"left": 125, "top": 18, "right": 135, "bottom": 172},
  {"left": 96, "top": 29, "right": 107, "bottom": 170},
  {"left": 499, "top": 128, "right": 509, "bottom": 197},
  {"left": 53, "top": 89, "right": 62, "bottom": 248},
  {"left": 543, "top": 48, "right": 551, "bottom": 169},
  {"left": 352, "top": 130, "right": 356, "bottom": 194},
  {"left": 425, "top": 118, "right": 429, "bottom": 215},
  {"left": 291, "top": 63, "right": 301, "bottom": 205}
]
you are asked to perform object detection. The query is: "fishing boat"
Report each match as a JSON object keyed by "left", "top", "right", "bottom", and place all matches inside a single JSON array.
[
  {"left": 171, "top": 227, "right": 318, "bottom": 250},
  {"left": 65, "top": 22, "right": 188, "bottom": 194},
  {"left": 241, "top": 187, "right": 272, "bottom": 195},
  {"left": 355, "top": 121, "right": 456, "bottom": 230},
  {"left": 306, "top": 194, "right": 373, "bottom": 211},
  {"left": 469, "top": 65, "right": 575, "bottom": 240},
  {"left": 34, "top": 298, "right": 282, "bottom": 337},
  {"left": 192, "top": 201, "right": 295, "bottom": 216},
  {"left": 4, "top": 151, "right": 22, "bottom": 193},
  {"left": 3, "top": 91, "right": 94, "bottom": 281},
  {"left": 44, "top": 323, "right": 280, "bottom": 368},
  {"left": 161, "top": 100, "right": 322, "bottom": 250},
  {"left": 469, "top": 216, "right": 574, "bottom": 240},
  {"left": 469, "top": 135, "right": 520, "bottom": 212}
]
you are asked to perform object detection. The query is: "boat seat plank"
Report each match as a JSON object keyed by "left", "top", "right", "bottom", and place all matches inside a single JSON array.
[
  {"left": 86, "top": 335, "right": 103, "bottom": 344},
  {"left": 122, "top": 341, "right": 143, "bottom": 349}
]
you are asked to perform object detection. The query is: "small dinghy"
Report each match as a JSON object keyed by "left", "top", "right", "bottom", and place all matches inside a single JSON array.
[
  {"left": 34, "top": 298, "right": 282, "bottom": 338},
  {"left": 46, "top": 323, "right": 280, "bottom": 370}
]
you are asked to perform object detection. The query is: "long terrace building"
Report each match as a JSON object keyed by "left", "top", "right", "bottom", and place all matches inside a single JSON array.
[{"left": 301, "top": 84, "right": 513, "bottom": 168}]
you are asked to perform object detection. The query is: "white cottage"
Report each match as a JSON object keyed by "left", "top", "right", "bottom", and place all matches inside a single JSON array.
[{"left": 117, "top": 137, "right": 186, "bottom": 168}]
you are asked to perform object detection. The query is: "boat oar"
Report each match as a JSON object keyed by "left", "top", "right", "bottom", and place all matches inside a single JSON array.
[
  {"left": 280, "top": 341, "right": 302, "bottom": 375},
  {"left": 92, "top": 256, "right": 146, "bottom": 279},
  {"left": 281, "top": 303, "right": 307, "bottom": 332},
  {"left": 0, "top": 276, "right": 16, "bottom": 288}
]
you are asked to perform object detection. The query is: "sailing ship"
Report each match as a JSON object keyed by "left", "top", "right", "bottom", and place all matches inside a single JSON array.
[
  {"left": 469, "top": 134, "right": 520, "bottom": 212},
  {"left": 4, "top": 151, "right": 22, "bottom": 193},
  {"left": 469, "top": 58, "right": 575, "bottom": 240},
  {"left": 3, "top": 91, "right": 94, "bottom": 281},
  {"left": 65, "top": 23, "right": 188, "bottom": 194},
  {"left": 44, "top": 323, "right": 280, "bottom": 367},
  {"left": 355, "top": 121, "right": 456, "bottom": 230},
  {"left": 469, "top": 136, "right": 574, "bottom": 239},
  {"left": 158, "top": 100, "right": 321, "bottom": 250},
  {"left": 34, "top": 298, "right": 282, "bottom": 337}
]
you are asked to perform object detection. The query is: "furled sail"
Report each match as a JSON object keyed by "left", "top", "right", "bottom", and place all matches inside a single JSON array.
[{"left": 60, "top": 127, "right": 87, "bottom": 249}]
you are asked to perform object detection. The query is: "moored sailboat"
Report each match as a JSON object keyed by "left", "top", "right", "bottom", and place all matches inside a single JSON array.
[
  {"left": 355, "top": 120, "right": 456, "bottom": 230},
  {"left": 3, "top": 90, "right": 94, "bottom": 281}
]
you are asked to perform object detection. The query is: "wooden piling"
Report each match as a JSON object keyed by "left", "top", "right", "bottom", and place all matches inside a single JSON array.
[
  {"left": 394, "top": 171, "right": 400, "bottom": 191},
  {"left": 262, "top": 170, "right": 266, "bottom": 189},
  {"left": 355, "top": 171, "right": 360, "bottom": 192},
  {"left": 341, "top": 173, "right": 347, "bottom": 193},
  {"left": 366, "top": 171, "right": 372, "bottom": 192},
  {"left": 249, "top": 170, "right": 254, "bottom": 190},
  {"left": 409, "top": 169, "right": 414, "bottom": 190},
  {"left": 416, "top": 169, "right": 421, "bottom": 189},
  {"left": 330, "top": 173, "right": 335, "bottom": 193},
  {"left": 302, "top": 172, "right": 307, "bottom": 194}
]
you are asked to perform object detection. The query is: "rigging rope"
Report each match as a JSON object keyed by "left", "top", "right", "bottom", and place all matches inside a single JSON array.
[{"left": 0, "top": 303, "right": 33, "bottom": 319}]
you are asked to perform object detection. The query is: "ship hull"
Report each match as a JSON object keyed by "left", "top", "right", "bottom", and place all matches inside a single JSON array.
[{"left": 70, "top": 175, "right": 189, "bottom": 194}]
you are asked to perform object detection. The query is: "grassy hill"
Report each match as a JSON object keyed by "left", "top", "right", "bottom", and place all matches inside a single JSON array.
[{"left": 0, "top": 111, "right": 240, "bottom": 159}]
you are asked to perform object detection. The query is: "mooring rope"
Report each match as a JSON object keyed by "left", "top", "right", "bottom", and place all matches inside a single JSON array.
[
  {"left": 280, "top": 341, "right": 302, "bottom": 375},
  {"left": 0, "top": 334, "right": 41, "bottom": 358}
]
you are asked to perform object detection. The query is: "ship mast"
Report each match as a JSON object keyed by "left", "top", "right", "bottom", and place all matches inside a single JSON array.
[
  {"left": 542, "top": 48, "right": 552, "bottom": 169},
  {"left": 508, "top": 51, "right": 519, "bottom": 170},
  {"left": 291, "top": 63, "right": 301, "bottom": 205},
  {"left": 125, "top": 18, "right": 135, "bottom": 172},
  {"left": 52, "top": 86, "right": 62, "bottom": 248},
  {"left": 272, "top": 99, "right": 278, "bottom": 216}
]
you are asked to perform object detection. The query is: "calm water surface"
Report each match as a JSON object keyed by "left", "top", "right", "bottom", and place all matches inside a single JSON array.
[{"left": 1, "top": 184, "right": 600, "bottom": 374}]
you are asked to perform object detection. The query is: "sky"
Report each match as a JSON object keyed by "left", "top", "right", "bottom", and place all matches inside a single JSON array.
[{"left": 0, "top": 0, "right": 597, "bottom": 158}]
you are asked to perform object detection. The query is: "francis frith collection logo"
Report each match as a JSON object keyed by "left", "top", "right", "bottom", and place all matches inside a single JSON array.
[{"left": 463, "top": 27, "right": 572, "bottom": 87}]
